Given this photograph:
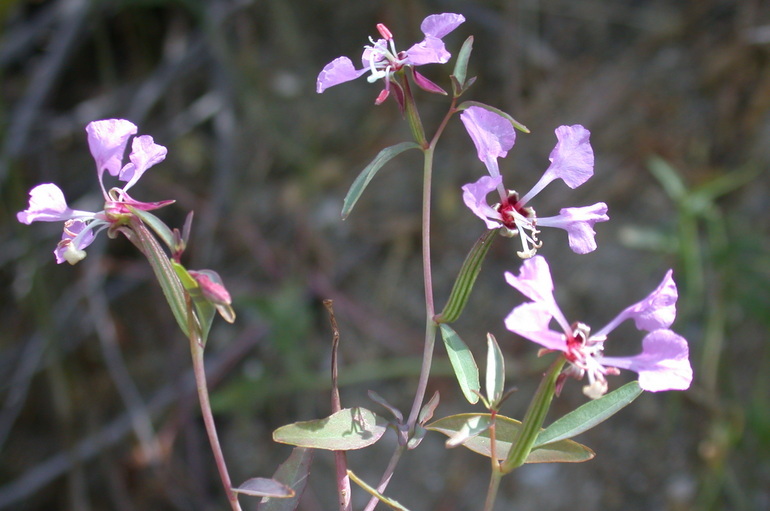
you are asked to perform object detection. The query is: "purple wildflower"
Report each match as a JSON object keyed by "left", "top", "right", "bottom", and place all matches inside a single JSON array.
[
  {"left": 504, "top": 256, "right": 692, "bottom": 398},
  {"left": 316, "top": 13, "right": 465, "bottom": 104},
  {"left": 17, "top": 119, "right": 172, "bottom": 264},
  {"left": 460, "top": 106, "right": 607, "bottom": 258}
]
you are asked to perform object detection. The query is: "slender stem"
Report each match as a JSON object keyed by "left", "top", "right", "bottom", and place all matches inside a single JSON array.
[
  {"left": 361, "top": 445, "right": 406, "bottom": 511},
  {"left": 406, "top": 146, "right": 437, "bottom": 430},
  {"left": 188, "top": 312, "right": 242, "bottom": 511},
  {"left": 482, "top": 469, "right": 503, "bottom": 511}
]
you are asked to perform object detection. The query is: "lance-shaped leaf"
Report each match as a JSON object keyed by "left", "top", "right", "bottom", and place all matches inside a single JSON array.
[
  {"left": 439, "top": 324, "right": 480, "bottom": 404},
  {"left": 341, "top": 142, "right": 421, "bottom": 219},
  {"left": 451, "top": 35, "right": 474, "bottom": 97},
  {"left": 129, "top": 206, "right": 176, "bottom": 252},
  {"left": 172, "top": 261, "right": 216, "bottom": 344},
  {"left": 257, "top": 447, "right": 313, "bottom": 511},
  {"left": 485, "top": 333, "right": 505, "bottom": 407},
  {"left": 127, "top": 217, "right": 188, "bottom": 336},
  {"left": 427, "top": 413, "right": 595, "bottom": 464},
  {"left": 457, "top": 100, "right": 530, "bottom": 133},
  {"left": 347, "top": 470, "right": 412, "bottom": 511},
  {"left": 234, "top": 478, "right": 294, "bottom": 499},
  {"left": 436, "top": 229, "right": 497, "bottom": 323},
  {"left": 534, "top": 381, "right": 643, "bottom": 447},
  {"left": 273, "top": 407, "right": 388, "bottom": 450}
]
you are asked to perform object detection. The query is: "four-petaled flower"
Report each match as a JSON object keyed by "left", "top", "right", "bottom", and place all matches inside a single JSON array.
[
  {"left": 460, "top": 106, "right": 608, "bottom": 258},
  {"left": 504, "top": 255, "right": 692, "bottom": 398},
  {"left": 316, "top": 13, "right": 465, "bottom": 105},
  {"left": 17, "top": 119, "right": 172, "bottom": 264}
]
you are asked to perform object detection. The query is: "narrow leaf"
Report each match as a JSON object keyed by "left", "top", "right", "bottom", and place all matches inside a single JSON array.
[
  {"left": 273, "top": 407, "right": 388, "bottom": 450},
  {"left": 535, "top": 381, "right": 643, "bottom": 447},
  {"left": 347, "top": 470, "right": 412, "bottom": 511},
  {"left": 127, "top": 218, "right": 188, "bottom": 336},
  {"left": 234, "top": 478, "right": 294, "bottom": 498},
  {"left": 485, "top": 333, "right": 505, "bottom": 406},
  {"left": 258, "top": 447, "right": 313, "bottom": 511},
  {"left": 428, "top": 413, "right": 594, "bottom": 464},
  {"left": 341, "top": 142, "right": 421, "bottom": 219},
  {"left": 436, "top": 229, "right": 497, "bottom": 323},
  {"left": 451, "top": 35, "right": 474, "bottom": 95},
  {"left": 456, "top": 101, "right": 530, "bottom": 133},
  {"left": 129, "top": 206, "right": 176, "bottom": 251},
  {"left": 439, "top": 324, "right": 480, "bottom": 404},
  {"left": 172, "top": 261, "right": 216, "bottom": 344}
]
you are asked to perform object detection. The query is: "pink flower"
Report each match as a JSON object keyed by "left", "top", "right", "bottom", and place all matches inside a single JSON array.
[
  {"left": 17, "top": 119, "right": 172, "bottom": 264},
  {"left": 316, "top": 13, "right": 465, "bottom": 104},
  {"left": 504, "top": 256, "right": 692, "bottom": 398},
  {"left": 460, "top": 106, "right": 606, "bottom": 257}
]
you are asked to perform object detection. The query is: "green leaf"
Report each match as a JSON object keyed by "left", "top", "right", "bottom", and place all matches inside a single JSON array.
[
  {"left": 341, "top": 142, "right": 421, "bottom": 219},
  {"left": 443, "top": 414, "right": 491, "bottom": 448},
  {"left": 234, "top": 478, "right": 294, "bottom": 498},
  {"left": 128, "top": 206, "right": 176, "bottom": 251},
  {"left": 451, "top": 35, "right": 474, "bottom": 96},
  {"left": 428, "top": 413, "right": 595, "bottom": 464},
  {"left": 485, "top": 333, "right": 505, "bottom": 406},
  {"left": 127, "top": 218, "right": 189, "bottom": 336},
  {"left": 439, "top": 324, "right": 480, "bottom": 404},
  {"left": 534, "top": 381, "right": 643, "bottom": 447},
  {"left": 436, "top": 229, "right": 497, "bottom": 323},
  {"left": 171, "top": 261, "right": 216, "bottom": 343},
  {"left": 257, "top": 447, "right": 313, "bottom": 511},
  {"left": 273, "top": 407, "right": 388, "bottom": 450},
  {"left": 648, "top": 156, "right": 687, "bottom": 201},
  {"left": 456, "top": 101, "right": 530, "bottom": 133}
]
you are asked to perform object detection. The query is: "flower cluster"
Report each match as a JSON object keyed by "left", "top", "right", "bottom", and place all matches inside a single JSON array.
[
  {"left": 505, "top": 256, "right": 692, "bottom": 398},
  {"left": 17, "top": 119, "right": 172, "bottom": 264},
  {"left": 460, "top": 106, "right": 609, "bottom": 258},
  {"left": 317, "top": 13, "right": 465, "bottom": 106}
]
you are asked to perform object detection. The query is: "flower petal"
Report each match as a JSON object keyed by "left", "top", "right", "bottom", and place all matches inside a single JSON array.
[
  {"left": 537, "top": 202, "right": 609, "bottom": 254},
  {"left": 518, "top": 125, "right": 593, "bottom": 205},
  {"left": 595, "top": 270, "right": 678, "bottom": 337},
  {"left": 119, "top": 135, "right": 168, "bottom": 191},
  {"left": 599, "top": 329, "right": 692, "bottom": 392},
  {"left": 86, "top": 119, "right": 137, "bottom": 181},
  {"left": 504, "top": 256, "right": 570, "bottom": 332},
  {"left": 420, "top": 13, "right": 465, "bottom": 39},
  {"left": 54, "top": 219, "right": 97, "bottom": 264},
  {"left": 462, "top": 175, "right": 503, "bottom": 229},
  {"left": 461, "top": 106, "right": 516, "bottom": 162},
  {"left": 17, "top": 183, "right": 75, "bottom": 224},
  {"left": 317, "top": 56, "right": 368, "bottom": 93},
  {"left": 504, "top": 301, "right": 566, "bottom": 351}
]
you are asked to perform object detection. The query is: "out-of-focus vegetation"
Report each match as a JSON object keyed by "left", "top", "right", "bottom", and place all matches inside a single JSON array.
[{"left": 1, "top": 1, "right": 768, "bottom": 510}]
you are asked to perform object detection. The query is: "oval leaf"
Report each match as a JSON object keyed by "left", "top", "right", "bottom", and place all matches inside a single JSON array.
[
  {"left": 234, "top": 478, "right": 294, "bottom": 498},
  {"left": 439, "top": 324, "right": 480, "bottom": 404},
  {"left": 535, "top": 380, "right": 643, "bottom": 447},
  {"left": 258, "top": 447, "right": 313, "bottom": 511},
  {"left": 341, "top": 142, "right": 421, "bottom": 219},
  {"left": 273, "top": 407, "right": 387, "bottom": 450},
  {"left": 428, "top": 413, "right": 594, "bottom": 464}
]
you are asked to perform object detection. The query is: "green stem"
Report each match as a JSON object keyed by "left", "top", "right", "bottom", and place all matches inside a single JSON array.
[
  {"left": 501, "top": 356, "right": 566, "bottom": 473},
  {"left": 406, "top": 145, "right": 437, "bottom": 429}
]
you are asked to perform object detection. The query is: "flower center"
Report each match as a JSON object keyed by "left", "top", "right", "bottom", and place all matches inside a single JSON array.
[
  {"left": 562, "top": 322, "right": 618, "bottom": 398},
  {"left": 496, "top": 191, "right": 541, "bottom": 258},
  {"left": 363, "top": 23, "right": 407, "bottom": 83}
]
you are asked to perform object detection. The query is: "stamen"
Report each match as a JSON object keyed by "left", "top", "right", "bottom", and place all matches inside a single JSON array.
[{"left": 376, "top": 23, "right": 393, "bottom": 40}]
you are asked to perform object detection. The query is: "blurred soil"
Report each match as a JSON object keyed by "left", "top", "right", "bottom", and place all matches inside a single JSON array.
[{"left": 1, "top": 1, "right": 769, "bottom": 510}]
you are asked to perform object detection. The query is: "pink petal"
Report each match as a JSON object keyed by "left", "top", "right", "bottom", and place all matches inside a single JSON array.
[
  {"left": 462, "top": 175, "right": 503, "bottom": 229},
  {"left": 504, "top": 301, "right": 566, "bottom": 351},
  {"left": 537, "top": 202, "right": 609, "bottom": 254},
  {"left": 119, "top": 135, "right": 168, "bottom": 191},
  {"left": 316, "top": 57, "right": 368, "bottom": 93},
  {"left": 17, "top": 183, "right": 74, "bottom": 224},
  {"left": 504, "top": 256, "right": 570, "bottom": 332},
  {"left": 460, "top": 106, "right": 516, "bottom": 162},
  {"left": 518, "top": 125, "right": 593, "bottom": 205},
  {"left": 420, "top": 13, "right": 465, "bottom": 39},
  {"left": 405, "top": 37, "right": 451, "bottom": 66},
  {"left": 599, "top": 329, "right": 692, "bottom": 392},
  {"left": 595, "top": 270, "right": 678, "bottom": 337},
  {"left": 86, "top": 119, "right": 137, "bottom": 181}
]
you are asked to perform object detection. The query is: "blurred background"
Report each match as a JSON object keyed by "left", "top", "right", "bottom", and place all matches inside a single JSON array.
[{"left": 1, "top": 0, "right": 769, "bottom": 509}]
